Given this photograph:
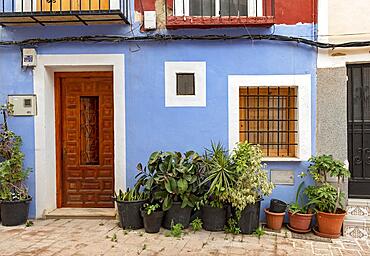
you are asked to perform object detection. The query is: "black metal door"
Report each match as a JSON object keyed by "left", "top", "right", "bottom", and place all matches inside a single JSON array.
[{"left": 348, "top": 64, "right": 370, "bottom": 198}]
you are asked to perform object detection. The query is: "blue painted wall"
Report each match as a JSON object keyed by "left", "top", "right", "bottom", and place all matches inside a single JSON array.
[{"left": 0, "top": 23, "right": 316, "bottom": 219}]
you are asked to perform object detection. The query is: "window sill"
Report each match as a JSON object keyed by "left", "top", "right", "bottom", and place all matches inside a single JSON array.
[
  {"left": 262, "top": 157, "right": 305, "bottom": 162},
  {"left": 166, "top": 16, "right": 275, "bottom": 29}
]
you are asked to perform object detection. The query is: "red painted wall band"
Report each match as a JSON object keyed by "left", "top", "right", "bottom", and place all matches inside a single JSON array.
[{"left": 134, "top": 0, "right": 317, "bottom": 25}]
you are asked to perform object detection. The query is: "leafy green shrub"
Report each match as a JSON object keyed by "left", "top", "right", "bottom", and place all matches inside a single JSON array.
[
  {"left": 0, "top": 103, "right": 30, "bottom": 201},
  {"left": 221, "top": 141, "right": 274, "bottom": 211},
  {"left": 135, "top": 151, "right": 204, "bottom": 211},
  {"left": 190, "top": 217, "right": 203, "bottom": 232},
  {"left": 305, "top": 183, "right": 345, "bottom": 213},
  {"left": 305, "top": 155, "right": 350, "bottom": 213},
  {"left": 308, "top": 155, "right": 350, "bottom": 184}
]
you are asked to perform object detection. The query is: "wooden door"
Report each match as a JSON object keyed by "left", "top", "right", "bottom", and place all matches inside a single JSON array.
[
  {"left": 348, "top": 64, "right": 370, "bottom": 198},
  {"left": 37, "top": 0, "right": 109, "bottom": 12},
  {"left": 55, "top": 72, "right": 114, "bottom": 208}
]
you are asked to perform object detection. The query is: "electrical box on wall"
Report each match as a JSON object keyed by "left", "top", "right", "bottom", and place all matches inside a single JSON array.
[
  {"left": 22, "top": 48, "right": 37, "bottom": 67},
  {"left": 144, "top": 11, "right": 156, "bottom": 30},
  {"left": 8, "top": 95, "right": 37, "bottom": 116}
]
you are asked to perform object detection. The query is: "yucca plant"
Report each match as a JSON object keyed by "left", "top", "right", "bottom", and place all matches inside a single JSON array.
[
  {"left": 115, "top": 188, "right": 148, "bottom": 202},
  {"left": 200, "top": 142, "right": 237, "bottom": 208}
]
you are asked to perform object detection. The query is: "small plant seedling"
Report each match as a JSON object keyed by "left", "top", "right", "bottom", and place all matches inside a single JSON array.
[
  {"left": 25, "top": 220, "right": 34, "bottom": 227},
  {"left": 224, "top": 218, "right": 241, "bottom": 235},
  {"left": 142, "top": 244, "right": 147, "bottom": 250},
  {"left": 169, "top": 223, "right": 184, "bottom": 238},
  {"left": 143, "top": 203, "right": 160, "bottom": 215},
  {"left": 253, "top": 226, "right": 265, "bottom": 239},
  {"left": 190, "top": 218, "right": 203, "bottom": 232},
  {"left": 111, "top": 233, "right": 118, "bottom": 242}
]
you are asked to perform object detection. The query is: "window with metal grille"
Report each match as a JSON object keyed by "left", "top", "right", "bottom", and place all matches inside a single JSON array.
[
  {"left": 176, "top": 73, "right": 195, "bottom": 95},
  {"left": 239, "top": 86, "right": 298, "bottom": 157}
]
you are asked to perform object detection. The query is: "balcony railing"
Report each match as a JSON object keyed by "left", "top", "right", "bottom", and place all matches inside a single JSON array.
[
  {"left": 166, "top": 0, "right": 275, "bottom": 28},
  {"left": 0, "top": 0, "right": 129, "bottom": 26}
]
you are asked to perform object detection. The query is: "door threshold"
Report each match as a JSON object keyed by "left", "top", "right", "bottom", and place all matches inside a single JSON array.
[{"left": 44, "top": 208, "right": 116, "bottom": 220}]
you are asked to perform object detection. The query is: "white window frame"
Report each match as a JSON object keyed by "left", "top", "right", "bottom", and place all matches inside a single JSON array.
[
  {"left": 165, "top": 61, "right": 206, "bottom": 107},
  {"left": 228, "top": 74, "right": 312, "bottom": 161},
  {"left": 173, "top": 0, "right": 263, "bottom": 17}
]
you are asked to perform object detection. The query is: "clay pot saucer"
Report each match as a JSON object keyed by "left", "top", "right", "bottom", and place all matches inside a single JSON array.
[
  {"left": 286, "top": 224, "right": 311, "bottom": 234},
  {"left": 312, "top": 226, "right": 341, "bottom": 239}
]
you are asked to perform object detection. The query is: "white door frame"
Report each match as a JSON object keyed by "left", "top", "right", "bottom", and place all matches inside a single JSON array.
[{"left": 33, "top": 54, "right": 126, "bottom": 218}]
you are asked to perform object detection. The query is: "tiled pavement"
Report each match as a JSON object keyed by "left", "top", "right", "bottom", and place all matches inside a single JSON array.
[{"left": 0, "top": 219, "right": 369, "bottom": 256}]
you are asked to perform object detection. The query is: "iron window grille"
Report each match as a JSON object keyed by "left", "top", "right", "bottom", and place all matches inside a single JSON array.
[{"left": 239, "top": 86, "right": 298, "bottom": 157}]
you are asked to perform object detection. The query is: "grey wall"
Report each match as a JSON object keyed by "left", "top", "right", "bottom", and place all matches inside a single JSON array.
[
  {"left": 316, "top": 67, "right": 347, "bottom": 161},
  {"left": 317, "top": 67, "right": 349, "bottom": 202}
]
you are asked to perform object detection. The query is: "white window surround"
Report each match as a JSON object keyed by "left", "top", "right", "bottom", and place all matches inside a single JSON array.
[
  {"left": 228, "top": 74, "right": 312, "bottom": 161},
  {"left": 165, "top": 61, "right": 206, "bottom": 107},
  {"left": 34, "top": 54, "right": 125, "bottom": 218}
]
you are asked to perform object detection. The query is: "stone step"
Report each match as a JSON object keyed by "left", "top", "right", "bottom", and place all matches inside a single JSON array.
[
  {"left": 44, "top": 208, "right": 116, "bottom": 220},
  {"left": 344, "top": 199, "right": 370, "bottom": 239},
  {"left": 346, "top": 199, "right": 370, "bottom": 220}
]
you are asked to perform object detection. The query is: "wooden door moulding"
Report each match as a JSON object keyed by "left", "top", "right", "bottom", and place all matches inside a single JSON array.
[{"left": 54, "top": 71, "right": 114, "bottom": 208}]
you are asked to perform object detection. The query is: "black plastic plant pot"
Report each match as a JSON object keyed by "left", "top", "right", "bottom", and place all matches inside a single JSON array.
[
  {"left": 0, "top": 197, "right": 32, "bottom": 226},
  {"left": 162, "top": 202, "right": 192, "bottom": 229},
  {"left": 141, "top": 210, "right": 164, "bottom": 233},
  {"left": 116, "top": 199, "right": 147, "bottom": 229},
  {"left": 238, "top": 200, "right": 261, "bottom": 234},
  {"left": 201, "top": 204, "right": 227, "bottom": 231},
  {"left": 269, "top": 199, "right": 287, "bottom": 213}
]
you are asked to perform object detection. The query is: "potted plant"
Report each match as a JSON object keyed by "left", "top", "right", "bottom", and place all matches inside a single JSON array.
[
  {"left": 114, "top": 188, "right": 148, "bottom": 230},
  {"left": 222, "top": 141, "right": 274, "bottom": 234},
  {"left": 0, "top": 103, "right": 32, "bottom": 226},
  {"left": 200, "top": 142, "right": 236, "bottom": 231},
  {"left": 305, "top": 155, "right": 350, "bottom": 238},
  {"left": 141, "top": 203, "right": 163, "bottom": 233},
  {"left": 136, "top": 151, "right": 204, "bottom": 229},
  {"left": 287, "top": 172, "right": 314, "bottom": 233}
]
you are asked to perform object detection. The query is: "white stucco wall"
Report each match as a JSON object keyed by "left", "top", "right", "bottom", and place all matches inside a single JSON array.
[
  {"left": 318, "top": 0, "right": 370, "bottom": 68},
  {"left": 328, "top": 0, "right": 370, "bottom": 43}
]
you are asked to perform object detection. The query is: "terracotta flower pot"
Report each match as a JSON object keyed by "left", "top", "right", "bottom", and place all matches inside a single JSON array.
[
  {"left": 288, "top": 211, "right": 313, "bottom": 231},
  {"left": 265, "top": 208, "right": 285, "bottom": 231},
  {"left": 316, "top": 210, "right": 346, "bottom": 236}
]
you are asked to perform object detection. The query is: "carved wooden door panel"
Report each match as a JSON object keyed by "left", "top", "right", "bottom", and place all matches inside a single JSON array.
[{"left": 56, "top": 72, "right": 114, "bottom": 208}]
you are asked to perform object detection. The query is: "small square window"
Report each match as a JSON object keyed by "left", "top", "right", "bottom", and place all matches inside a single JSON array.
[{"left": 176, "top": 73, "right": 195, "bottom": 95}]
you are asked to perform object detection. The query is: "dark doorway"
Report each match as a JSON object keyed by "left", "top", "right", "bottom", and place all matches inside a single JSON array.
[{"left": 348, "top": 64, "right": 370, "bottom": 198}]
